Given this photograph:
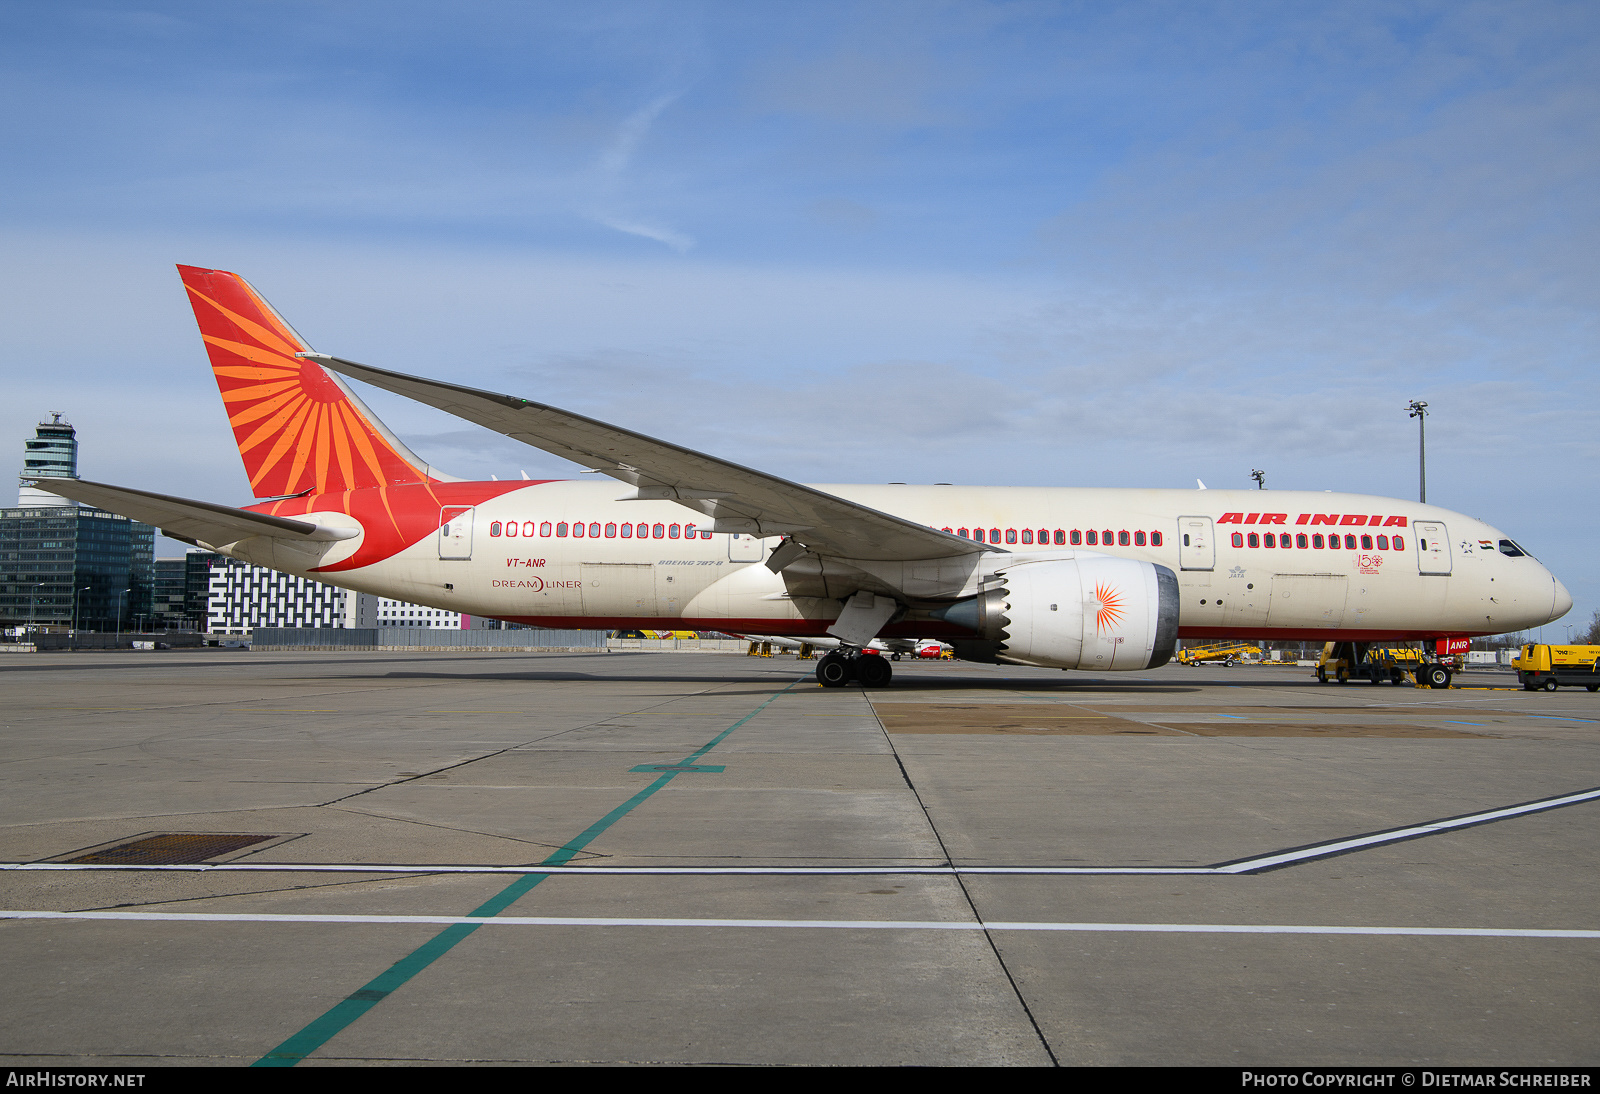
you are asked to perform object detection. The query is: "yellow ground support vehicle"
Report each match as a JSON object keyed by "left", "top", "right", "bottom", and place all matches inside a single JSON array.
[
  {"left": 1176, "top": 643, "right": 1262, "bottom": 666},
  {"left": 1513, "top": 644, "right": 1600, "bottom": 692},
  {"left": 1316, "top": 642, "right": 1442, "bottom": 687}
]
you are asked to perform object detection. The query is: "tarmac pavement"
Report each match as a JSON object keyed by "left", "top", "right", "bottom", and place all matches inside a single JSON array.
[{"left": 0, "top": 650, "right": 1595, "bottom": 1066}]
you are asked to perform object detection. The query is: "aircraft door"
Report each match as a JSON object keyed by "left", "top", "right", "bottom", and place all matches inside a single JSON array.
[
  {"left": 1414, "top": 521, "right": 1451, "bottom": 575},
  {"left": 728, "top": 533, "right": 764, "bottom": 562},
  {"left": 439, "top": 507, "right": 474, "bottom": 560},
  {"left": 1177, "top": 516, "right": 1215, "bottom": 571}
]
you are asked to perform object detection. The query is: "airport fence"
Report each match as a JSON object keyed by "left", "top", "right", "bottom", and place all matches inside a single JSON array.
[
  {"left": 606, "top": 637, "right": 748, "bottom": 652},
  {"left": 249, "top": 627, "right": 610, "bottom": 652}
]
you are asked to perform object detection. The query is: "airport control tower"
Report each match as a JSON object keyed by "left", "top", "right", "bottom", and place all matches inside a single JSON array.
[{"left": 18, "top": 413, "right": 77, "bottom": 507}]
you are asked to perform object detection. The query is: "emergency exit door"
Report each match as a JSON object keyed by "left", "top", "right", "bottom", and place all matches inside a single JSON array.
[
  {"left": 1414, "top": 521, "right": 1451, "bottom": 575},
  {"left": 439, "top": 506, "right": 474, "bottom": 560},
  {"left": 1177, "top": 516, "right": 1215, "bottom": 571},
  {"left": 728, "top": 533, "right": 764, "bottom": 562}
]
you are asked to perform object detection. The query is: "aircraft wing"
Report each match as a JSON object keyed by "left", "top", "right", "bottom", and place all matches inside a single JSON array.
[
  {"left": 24, "top": 478, "right": 356, "bottom": 547},
  {"left": 305, "top": 353, "right": 992, "bottom": 563}
]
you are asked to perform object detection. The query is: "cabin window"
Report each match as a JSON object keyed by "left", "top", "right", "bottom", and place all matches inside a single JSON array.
[
  {"left": 700, "top": 530, "right": 712, "bottom": 539},
  {"left": 1376, "top": 534, "right": 1388, "bottom": 549},
  {"left": 1070, "top": 530, "right": 1081, "bottom": 545},
  {"left": 1360, "top": 534, "right": 1373, "bottom": 549},
  {"left": 1021, "top": 529, "right": 1033, "bottom": 544},
  {"left": 620, "top": 523, "right": 632, "bottom": 538},
  {"left": 572, "top": 521, "right": 584, "bottom": 537},
  {"left": 540, "top": 522, "right": 552, "bottom": 537},
  {"left": 1280, "top": 534, "right": 1292, "bottom": 548},
  {"left": 990, "top": 528, "right": 1001, "bottom": 544},
  {"left": 1086, "top": 531, "right": 1098, "bottom": 545},
  {"left": 589, "top": 522, "right": 600, "bottom": 538},
  {"left": 605, "top": 523, "right": 617, "bottom": 538},
  {"left": 1263, "top": 533, "right": 1274, "bottom": 547},
  {"left": 1151, "top": 531, "right": 1162, "bottom": 546},
  {"left": 1247, "top": 533, "right": 1259, "bottom": 548},
  {"left": 1005, "top": 528, "right": 1017, "bottom": 544},
  {"left": 1102, "top": 529, "right": 1113, "bottom": 544},
  {"left": 1232, "top": 533, "right": 1245, "bottom": 547},
  {"left": 1037, "top": 529, "right": 1048, "bottom": 544},
  {"left": 1134, "top": 531, "right": 1145, "bottom": 546},
  {"left": 957, "top": 528, "right": 969, "bottom": 539},
  {"left": 490, "top": 521, "right": 502, "bottom": 537},
  {"left": 1297, "top": 533, "right": 1308, "bottom": 548},
  {"left": 638, "top": 523, "right": 651, "bottom": 537},
  {"left": 556, "top": 522, "right": 568, "bottom": 537},
  {"left": 1392, "top": 535, "right": 1405, "bottom": 550},
  {"left": 684, "top": 524, "right": 696, "bottom": 537},
  {"left": 1115, "top": 530, "right": 1127, "bottom": 546},
  {"left": 652, "top": 523, "right": 665, "bottom": 539},
  {"left": 1345, "top": 534, "right": 1357, "bottom": 549},
  {"left": 1312, "top": 534, "right": 1323, "bottom": 548},
  {"left": 1055, "top": 529, "right": 1066, "bottom": 545},
  {"left": 941, "top": 526, "right": 952, "bottom": 533},
  {"left": 669, "top": 524, "right": 680, "bottom": 539}
]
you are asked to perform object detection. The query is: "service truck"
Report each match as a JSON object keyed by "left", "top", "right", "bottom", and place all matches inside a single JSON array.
[{"left": 1512, "top": 644, "right": 1600, "bottom": 692}]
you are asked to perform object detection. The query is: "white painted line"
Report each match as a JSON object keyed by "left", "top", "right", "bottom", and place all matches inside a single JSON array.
[
  {"left": 9, "top": 788, "right": 1593, "bottom": 880},
  {"left": 1, "top": 909, "right": 1596, "bottom": 938},
  {"left": 13, "top": 786, "right": 1595, "bottom": 879},
  {"left": 1215, "top": 786, "right": 1600, "bottom": 873},
  {"left": 0, "top": 863, "right": 1219, "bottom": 876}
]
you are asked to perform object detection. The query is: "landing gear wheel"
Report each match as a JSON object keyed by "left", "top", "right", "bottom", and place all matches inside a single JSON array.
[
  {"left": 890, "top": 652, "right": 901, "bottom": 661},
  {"left": 816, "top": 653, "right": 853, "bottom": 688},
  {"left": 1422, "top": 664, "right": 1451, "bottom": 689},
  {"left": 1317, "top": 667, "right": 1328, "bottom": 684},
  {"left": 1390, "top": 670, "right": 1404, "bottom": 685},
  {"left": 855, "top": 654, "right": 893, "bottom": 688},
  {"left": 1543, "top": 678, "right": 1559, "bottom": 692}
]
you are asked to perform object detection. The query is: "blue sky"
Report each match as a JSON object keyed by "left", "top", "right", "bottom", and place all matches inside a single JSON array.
[{"left": 2, "top": 1, "right": 1595, "bottom": 636}]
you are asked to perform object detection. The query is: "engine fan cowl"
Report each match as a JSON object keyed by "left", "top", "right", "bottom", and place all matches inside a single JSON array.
[{"left": 994, "top": 556, "right": 1179, "bottom": 671}]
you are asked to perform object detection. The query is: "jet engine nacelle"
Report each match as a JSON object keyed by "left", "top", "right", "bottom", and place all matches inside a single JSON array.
[{"left": 941, "top": 555, "right": 1179, "bottom": 671}]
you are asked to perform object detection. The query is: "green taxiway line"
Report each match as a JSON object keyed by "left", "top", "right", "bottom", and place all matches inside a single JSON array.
[{"left": 253, "top": 675, "right": 805, "bottom": 1067}]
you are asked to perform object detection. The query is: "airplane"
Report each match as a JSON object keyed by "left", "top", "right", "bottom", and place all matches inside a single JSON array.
[{"left": 33, "top": 265, "right": 1573, "bottom": 690}]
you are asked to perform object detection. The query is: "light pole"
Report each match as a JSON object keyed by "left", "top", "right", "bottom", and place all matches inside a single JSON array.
[
  {"left": 70, "top": 584, "right": 90, "bottom": 651},
  {"left": 1408, "top": 400, "right": 1429, "bottom": 503},
  {"left": 1250, "top": 469, "right": 1266, "bottom": 490},
  {"left": 27, "top": 582, "right": 44, "bottom": 637}
]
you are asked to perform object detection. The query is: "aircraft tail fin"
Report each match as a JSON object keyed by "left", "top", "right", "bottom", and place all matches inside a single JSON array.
[{"left": 177, "top": 265, "right": 442, "bottom": 498}]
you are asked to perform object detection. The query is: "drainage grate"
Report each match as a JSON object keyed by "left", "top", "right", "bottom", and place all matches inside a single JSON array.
[{"left": 65, "top": 833, "right": 277, "bottom": 865}]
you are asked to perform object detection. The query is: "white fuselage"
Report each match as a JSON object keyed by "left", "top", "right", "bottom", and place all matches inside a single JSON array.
[{"left": 257, "top": 483, "right": 1569, "bottom": 642}]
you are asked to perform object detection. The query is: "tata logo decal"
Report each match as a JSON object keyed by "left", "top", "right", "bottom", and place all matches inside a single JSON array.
[
  {"left": 1218, "top": 512, "right": 1409, "bottom": 527},
  {"left": 1093, "top": 583, "right": 1125, "bottom": 633}
]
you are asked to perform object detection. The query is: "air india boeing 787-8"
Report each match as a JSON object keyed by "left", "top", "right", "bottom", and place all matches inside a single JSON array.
[{"left": 33, "top": 266, "right": 1572, "bottom": 688}]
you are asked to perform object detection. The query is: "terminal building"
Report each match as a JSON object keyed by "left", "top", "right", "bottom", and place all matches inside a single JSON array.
[
  {"left": 0, "top": 415, "right": 155, "bottom": 633},
  {"left": 204, "top": 557, "right": 514, "bottom": 636}
]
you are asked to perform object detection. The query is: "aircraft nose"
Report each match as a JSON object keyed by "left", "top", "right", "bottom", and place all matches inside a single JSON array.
[{"left": 1550, "top": 574, "right": 1573, "bottom": 623}]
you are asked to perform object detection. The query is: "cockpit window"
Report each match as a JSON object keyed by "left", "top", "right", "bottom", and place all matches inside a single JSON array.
[{"left": 1499, "top": 540, "right": 1529, "bottom": 558}]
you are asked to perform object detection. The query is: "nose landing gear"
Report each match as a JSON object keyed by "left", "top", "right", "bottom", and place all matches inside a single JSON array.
[{"left": 815, "top": 650, "right": 893, "bottom": 688}]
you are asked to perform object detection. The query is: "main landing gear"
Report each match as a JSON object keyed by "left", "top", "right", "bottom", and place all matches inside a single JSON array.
[{"left": 816, "top": 650, "right": 893, "bottom": 689}]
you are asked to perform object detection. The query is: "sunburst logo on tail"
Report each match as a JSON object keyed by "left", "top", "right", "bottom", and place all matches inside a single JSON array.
[
  {"left": 179, "top": 265, "right": 432, "bottom": 498},
  {"left": 1094, "top": 582, "right": 1126, "bottom": 633}
]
